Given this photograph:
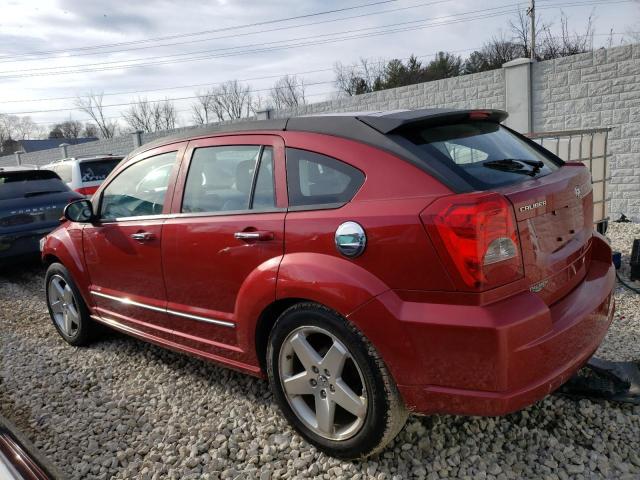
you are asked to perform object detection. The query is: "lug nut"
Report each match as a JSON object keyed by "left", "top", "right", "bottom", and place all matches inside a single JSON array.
[
  {"left": 320, "top": 390, "right": 327, "bottom": 398},
  {"left": 312, "top": 366, "right": 319, "bottom": 373},
  {"left": 324, "top": 369, "right": 330, "bottom": 377},
  {"left": 310, "top": 379, "right": 317, "bottom": 387},
  {"left": 329, "top": 384, "right": 335, "bottom": 392}
]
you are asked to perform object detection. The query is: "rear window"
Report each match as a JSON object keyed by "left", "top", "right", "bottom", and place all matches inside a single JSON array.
[
  {"left": 398, "top": 122, "right": 561, "bottom": 189},
  {"left": 0, "top": 170, "right": 68, "bottom": 200},
  {"left": 80, "top": 159, "right": 121, "bottom": 183}
]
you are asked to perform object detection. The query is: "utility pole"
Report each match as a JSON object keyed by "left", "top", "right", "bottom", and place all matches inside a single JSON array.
[{"left": 527, "top": 0, "right": 536, "bottom": 60}]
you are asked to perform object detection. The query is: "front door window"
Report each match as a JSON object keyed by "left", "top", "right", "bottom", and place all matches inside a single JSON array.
[{"left": 101, "top": 152, "right": 176, "bottom": 219}]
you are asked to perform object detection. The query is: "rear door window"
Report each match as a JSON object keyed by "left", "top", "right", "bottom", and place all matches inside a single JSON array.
[
  {"left": 80, "top": 159, "right": 121, "bottom": 183},
  {"left": 182, "top": 145, "right": 275, "bottom": 213},
  {"left": 398, "top": 122, "right": 560, "bottom": 189},
  {"left": 285, "top": 148, "right": 364, "bottom": 207},
  {"left": 0, "top": 170, "right": 68, "bottom": 200}
]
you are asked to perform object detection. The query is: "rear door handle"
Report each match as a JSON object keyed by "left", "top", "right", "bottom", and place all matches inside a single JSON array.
[
  {"left": 130, "top": 232, "right": 155, "bottom": 242},
  {"left": 234, "top": 230, "right": 274, "bottom": 241}
]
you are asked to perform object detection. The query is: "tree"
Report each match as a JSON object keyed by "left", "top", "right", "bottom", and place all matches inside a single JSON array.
[
  {"left": 75, "top": 92, "right": 117, "bottom": 138},
  {"left": 191, "top": 89, "right": 216, "bottom": 125},
  {"left": 123, "top": 98, "right": 177, "bottom": 133},
  {"left": 83, "top": 123, "right": 98, "bottom": 137},
  {"left": 424, "top": 52, "right": 463, "bottom": 81},
  {"left": 48, "top": 126, "right": 65, "bottom": 139},
  {"left": 269, "top": 75, "right": 306, "bottom": 110},
  {"left": 334, "top": 58, "right": 384, "bottom": 96},
  {"left": 464, "top": 35, "right": 521, "bottom": 74},
  {"left": 62, "top": 120, "right": 83, "bottom": 138},
  {"left": 211, "top": 80, "right": 253, "bottom": 120},
  {"left": 538, "top": 11, "right": 594, "bottom": 60}
]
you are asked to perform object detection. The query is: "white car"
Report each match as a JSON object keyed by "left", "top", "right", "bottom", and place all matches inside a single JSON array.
[{"left": 42, "top": 155, "right": 123, "bottom": 196}]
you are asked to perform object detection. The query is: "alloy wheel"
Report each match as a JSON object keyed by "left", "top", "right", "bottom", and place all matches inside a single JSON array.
[
  {"left": 47, "top": 274, "right": 80, "bottom": 337},
  {"left": 278, "top": 325, "right": 367, "bottom": 441}
]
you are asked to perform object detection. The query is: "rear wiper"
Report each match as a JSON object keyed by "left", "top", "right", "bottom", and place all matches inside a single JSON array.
[
  {"left": 482, "top": 159, "right": 544, "bottom": 177},
  {"left": 24, "top": 190, "right": 64, "bottom": 197}
]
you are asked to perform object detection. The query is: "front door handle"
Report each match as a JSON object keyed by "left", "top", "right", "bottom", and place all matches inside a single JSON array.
[
  {"left": 234, "top": 230, "right": 274, "bottom": 241},
  {"left": 130, "top": 231, "right": 155, "bottom": 242}
]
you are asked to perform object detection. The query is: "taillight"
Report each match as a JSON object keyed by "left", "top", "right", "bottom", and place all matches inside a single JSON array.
[
  {"left": 75, "top": 186, "right": 98, "bottom": 196},
  {"left": 421, "top": 192, "right": 523, "bottom": 291}
]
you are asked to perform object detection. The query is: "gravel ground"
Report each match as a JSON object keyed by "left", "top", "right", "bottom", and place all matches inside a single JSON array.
[{"left": 1, "top": 223, "right": 639, "bottom": 480}]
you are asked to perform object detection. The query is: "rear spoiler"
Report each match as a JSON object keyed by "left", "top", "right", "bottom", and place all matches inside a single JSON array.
[{"left": 357, "top": 109, "right": 509, "bottom": 134}]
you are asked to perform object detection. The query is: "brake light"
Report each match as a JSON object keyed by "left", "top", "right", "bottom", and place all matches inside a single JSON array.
[
  {"left": 468, "top": 110, "right": 491, "bottom": 120},
  {"left": 421, "top": 192, "right": 523, "bottom": 291},
  {"left": 75, "top": 186, "right": 98, "bottom": 196}
]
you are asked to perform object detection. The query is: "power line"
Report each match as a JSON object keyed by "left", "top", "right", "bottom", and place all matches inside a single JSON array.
[
  {"left": 4, "top": 80, "right": 339, "bottom": 115},
  {"left": 0, "top": 4, "right": 523, "bottom": 75},
  {"left": 0, "top": 7, "right": 536, "bottom": 79},
  {"left": 0, "top": 0, "right": 452, "bottom": 64},
  {"left": 0, "top": 0, "right": 627, "bottom": 79},
  {"left": 0, "top": 0, "right": 399, "bottom": 58},
  {"left": 3, "top": 47, "right": 480, "bottom": 115},
  {"left": 29, "top": 89, "right": 345, "bottom": 126}
]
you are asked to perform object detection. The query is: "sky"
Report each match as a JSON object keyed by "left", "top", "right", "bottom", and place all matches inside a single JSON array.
[{"left": 0, "top": 0, "right": 638, "bottom": 134}]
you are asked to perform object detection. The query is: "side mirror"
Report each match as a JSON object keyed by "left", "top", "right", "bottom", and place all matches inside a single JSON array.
[{"left": 63, "top": 199, "right": 95, "bottom": 223}]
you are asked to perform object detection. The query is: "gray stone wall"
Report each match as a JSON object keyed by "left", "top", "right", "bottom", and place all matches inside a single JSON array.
[
  {"left": 2, "top": 44, "right": 639, "bottom": 220},
  {"left": 532, "top": 44, "right": 640, "bottom": 220}
]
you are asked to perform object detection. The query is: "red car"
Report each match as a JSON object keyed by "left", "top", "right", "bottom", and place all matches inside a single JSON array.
[{"left": 41, "top": 109, "right": 615, "bottom": 459}]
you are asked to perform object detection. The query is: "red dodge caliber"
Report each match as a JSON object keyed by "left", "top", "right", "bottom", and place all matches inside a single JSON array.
[{"left": 42, "top": 109, "right": 615, "bottom": 459}]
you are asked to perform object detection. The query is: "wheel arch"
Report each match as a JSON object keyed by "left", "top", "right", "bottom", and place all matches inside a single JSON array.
[{"left": 41, "top": 226, "right": 92, "bottom": 307}]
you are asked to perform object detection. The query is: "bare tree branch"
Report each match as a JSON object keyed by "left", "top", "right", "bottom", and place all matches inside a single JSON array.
[
  {"left": 74, "top": 92, "right": 117, "bottom": 138},
  {"left": 123, "top": 98, "right": 177, "bottom": 132},
  {"left": 269, "top": 75, "right": 306, "bottom": 110}
]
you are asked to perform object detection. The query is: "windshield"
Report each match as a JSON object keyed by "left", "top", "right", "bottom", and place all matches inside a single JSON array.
[
  {"left": 398, "top": 121, "right": 561, "bottom": 189},
  {"left": 0, "top": 170, "right": 68, "bottom": 201}
]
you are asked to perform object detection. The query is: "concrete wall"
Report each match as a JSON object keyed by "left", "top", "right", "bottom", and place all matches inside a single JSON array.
[
  {"left": 532, "top": 44, "right": 640, "bottom": 220},
  {"left": 2, "top": 44, "right": 639, "bottom": 220}
]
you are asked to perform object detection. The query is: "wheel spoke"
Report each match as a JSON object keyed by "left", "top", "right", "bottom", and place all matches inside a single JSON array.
[
  {"left": 50, "top": 300, "right": 64, "bottom": 315},
  {"left": 63, "top": 312, "right": 73, "bottom": 335},
  {"left": 289, "top": 332, "right": 322, "bottom": 372},
  {"left": 315, "top": 396, "right": 336, "bottom": 435},
  {"left": 333, "top": 379, "right": 366, "bottom": 418},
  {"left": 67, "top": 303, "right": 80, "bottom": 326},
  {"left": 51, "top": 279, "right": 65, "bottom": 300},
  {"left": 283, "top": 371, "right": 313, "bottom": 396},
  {"left": 63, "top": 285, "right": 74, "bottom": 305},
  {"left": 321, "top": 341, "right": 348, "bottom": 377}
]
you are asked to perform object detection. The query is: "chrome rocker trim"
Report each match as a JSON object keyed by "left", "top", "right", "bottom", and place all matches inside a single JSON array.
[{"left": 90, "top": 290, "right": 235, "bottom": 328}]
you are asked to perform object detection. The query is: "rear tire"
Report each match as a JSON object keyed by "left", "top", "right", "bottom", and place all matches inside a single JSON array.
[
  {"left": 267, "top": 302, "right": 407, "bottom": 459},
  {"left": 45, "top": 263, "right": 97, "bottom": 346}
]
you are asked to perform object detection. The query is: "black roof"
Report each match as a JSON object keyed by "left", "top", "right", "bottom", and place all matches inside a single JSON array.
[{"left": 127, "top": 108, "right": 509, "bottom": 193}]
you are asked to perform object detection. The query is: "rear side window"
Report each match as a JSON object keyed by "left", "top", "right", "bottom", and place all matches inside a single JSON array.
[
  {"left": 285, "top": 148, "right": 364, "bottom": 207},
  {"left": 0, "top": 170, "right": 67, "bottom": 201},
  {"left": 398, "top": 122, "right": 560, "bottom": 189},
  {"left": 101, "top": 152, "right": 176, "bottom": 219},
  {"left": 80, "top": 159, "right": 121, "bottom": 183},
  {"left": 182, "top": 145, "right": 275, "bottom": 213}
]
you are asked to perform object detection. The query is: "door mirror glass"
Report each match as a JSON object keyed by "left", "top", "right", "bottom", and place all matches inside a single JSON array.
[{"left": 64, "top": 199, "right": 94, "bottom": 223}]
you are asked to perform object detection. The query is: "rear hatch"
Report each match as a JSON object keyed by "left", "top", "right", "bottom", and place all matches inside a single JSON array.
[
  {"left": 0, "top": 170, "right": 78, "bottom": 235},
  {"left": 497, "top": 164, "right": 593, "bottom": 304},
  {"left": 395, "top": 116, "right": 594, "bottom": 301}
]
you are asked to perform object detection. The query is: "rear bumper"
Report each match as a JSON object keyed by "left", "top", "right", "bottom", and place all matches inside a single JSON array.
[
  {"left": 349, "top": 234, "right": 615, "bottom": 416},
  {"left": 0, "top": 227, "right": 52, "bottom": 261}
]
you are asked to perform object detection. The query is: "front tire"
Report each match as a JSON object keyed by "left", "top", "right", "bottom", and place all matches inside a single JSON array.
[
  {"left": 45, "top": 263, "right": 97, "bottom": 346},
  {"left": 267, "top": 303, "right": 407, "bottom": 459}
]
